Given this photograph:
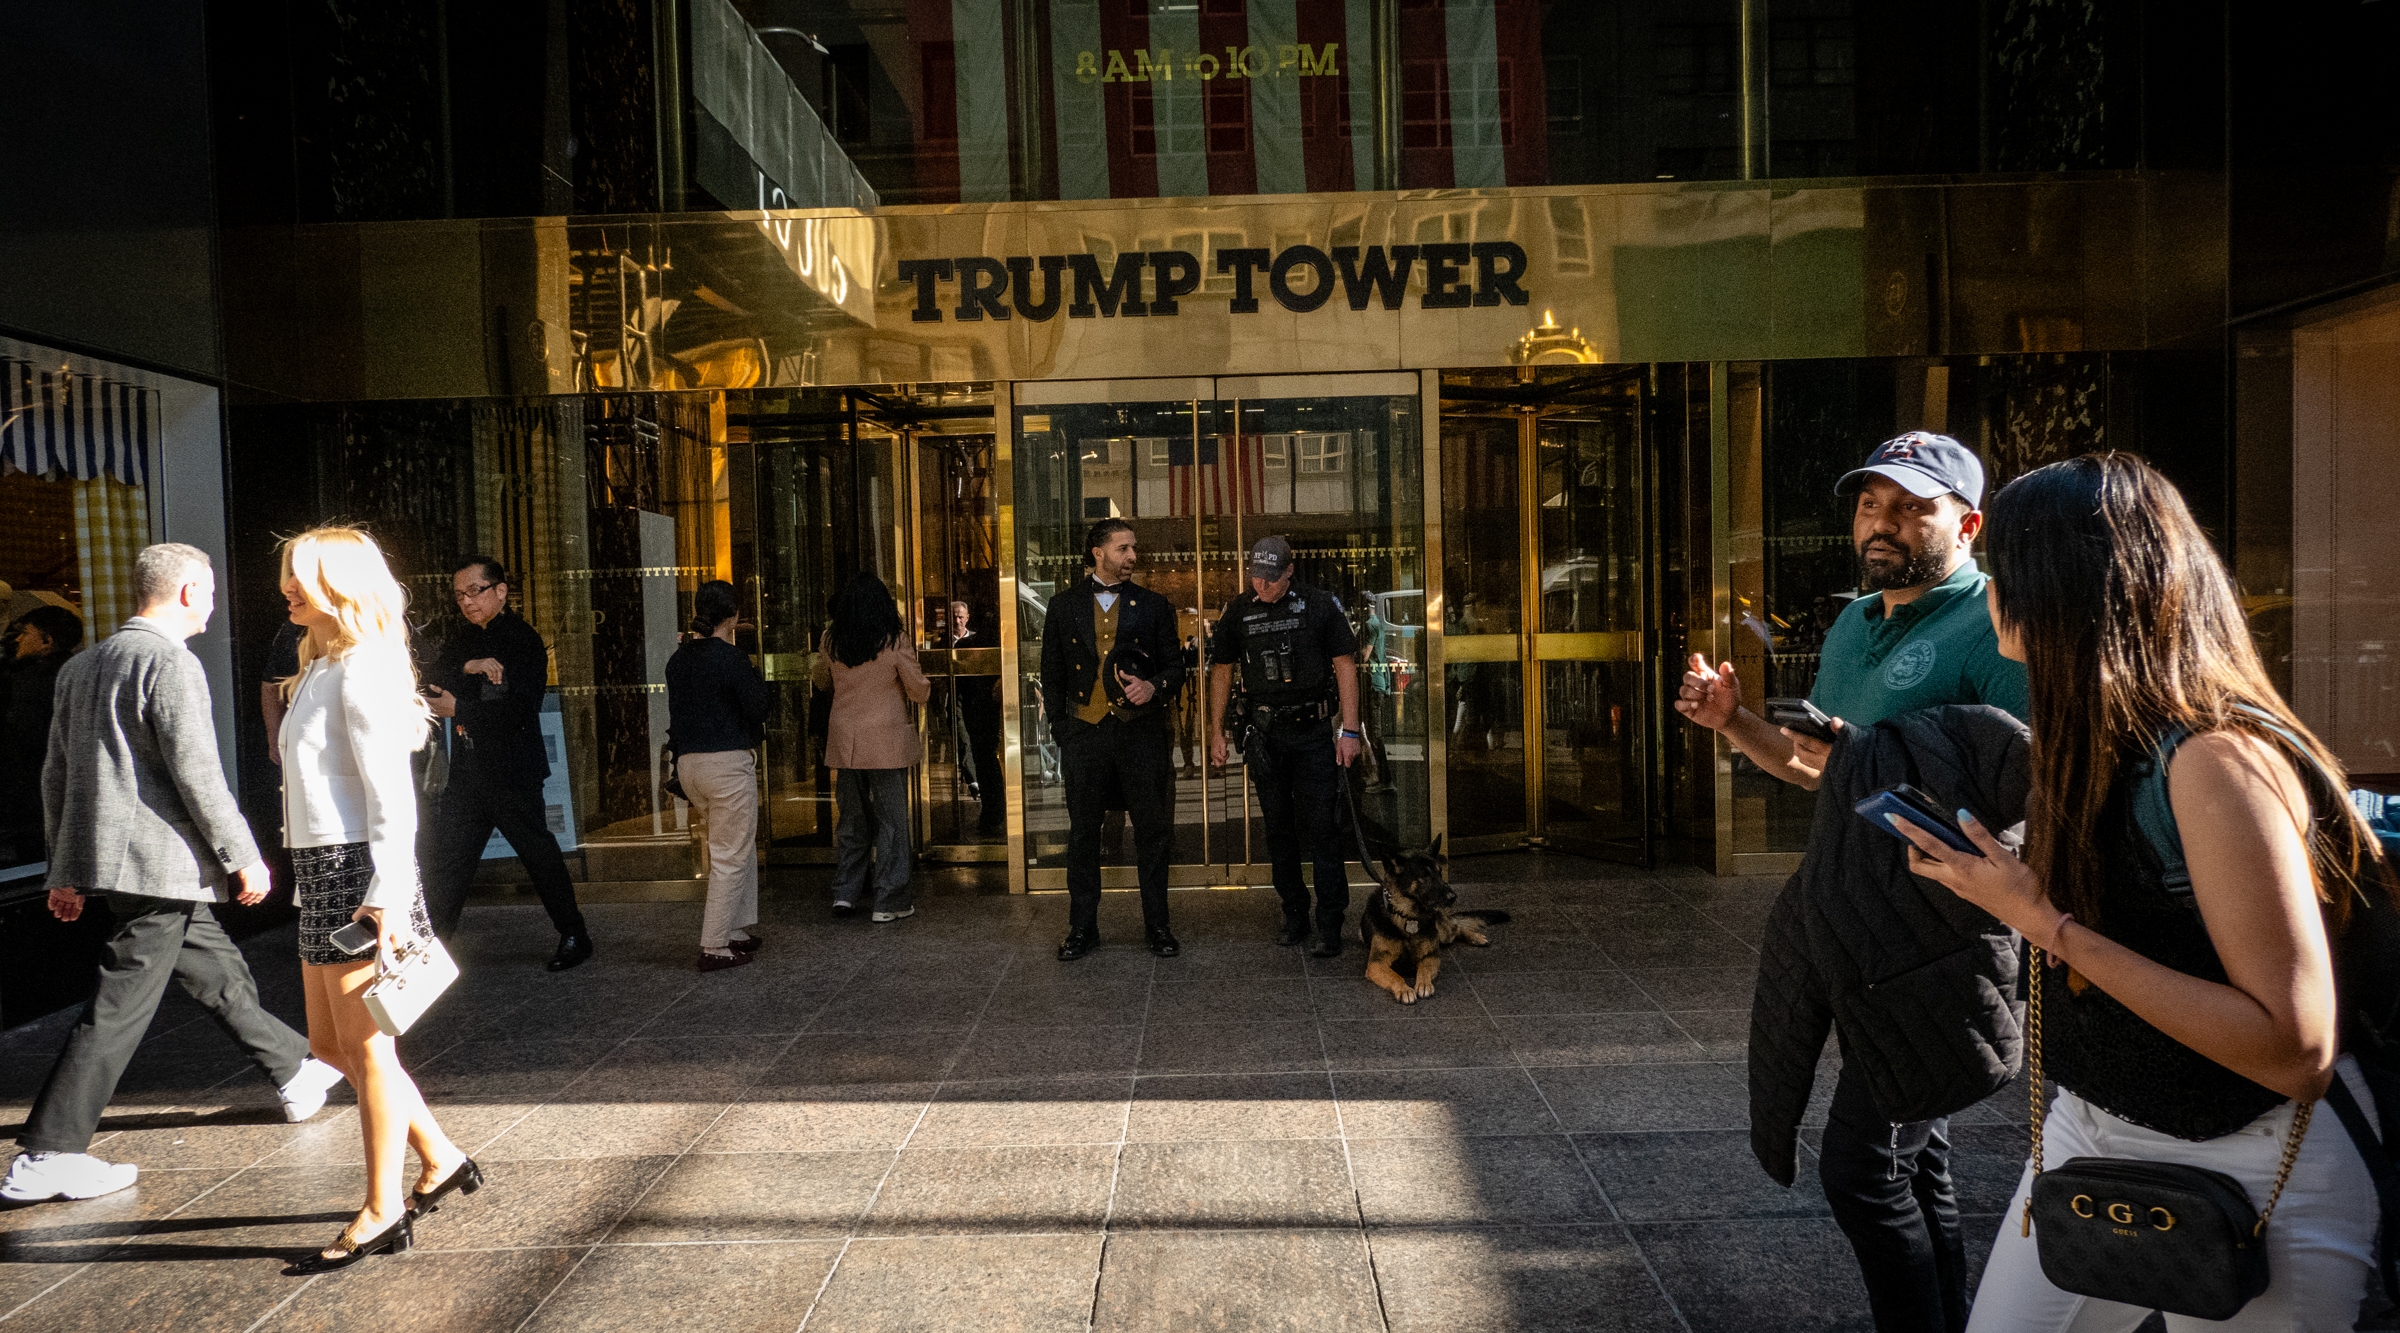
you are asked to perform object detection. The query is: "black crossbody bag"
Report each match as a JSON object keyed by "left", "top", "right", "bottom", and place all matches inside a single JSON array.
[{"left": 2021, "top": 952, "right": 2312, "bottom": 1321}]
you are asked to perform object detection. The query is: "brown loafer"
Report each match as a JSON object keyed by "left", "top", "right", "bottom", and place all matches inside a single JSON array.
[
  {"left": 697, "top": 950, "right": 753, "bottom": 973},
  {"left": 727, "top": 934, "right": 764, "bottom": 954}
]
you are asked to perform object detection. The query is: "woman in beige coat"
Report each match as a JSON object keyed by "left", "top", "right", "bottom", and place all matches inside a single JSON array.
[{"left": 812, "top": 573, "right": 929, "bottom": 921}]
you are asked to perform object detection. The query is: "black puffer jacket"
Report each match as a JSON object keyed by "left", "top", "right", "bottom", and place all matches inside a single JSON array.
[{"left": 1749, "top": 704, "right": 2031, "bottom": 1187}]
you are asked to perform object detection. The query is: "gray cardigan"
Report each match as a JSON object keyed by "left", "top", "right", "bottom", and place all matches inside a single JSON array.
[{"left": 43, "top": 618, "right": 259, "bottom": 901}]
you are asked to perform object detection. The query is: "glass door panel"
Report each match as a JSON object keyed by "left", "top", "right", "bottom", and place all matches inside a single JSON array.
[
  {"left": 912, "top": 429, "right": 1005, "bottom": 856},
  {"left": 1223, "top": 384, "right": 1431, "bottom": 858},
  {"left": 1438, "top": 402, "right": 1529, "bottom": 847},
  {"left": 1438, "top": 369, "right": 1653, "bottom": 862},
  {"left": 1013, "top": 384, "right": 1233, "bottom": 881},
  {"left": 1534, "top": 386, "right": 1649, "bottom": 860},
  {"left": 1012, "top": 375, "right": 1428, "bottom": 886},
  {"left": 732, "top": 390, "right": 876, "bottom": 860}
]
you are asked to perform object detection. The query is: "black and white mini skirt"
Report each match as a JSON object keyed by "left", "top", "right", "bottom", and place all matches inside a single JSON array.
[{"left": 293, "top": 841, "right": 434, "bottom": 966}]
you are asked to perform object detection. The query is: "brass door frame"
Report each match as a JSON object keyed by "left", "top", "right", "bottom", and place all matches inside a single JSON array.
[{"left": 1441, "top": 370, "right": 1655, "bottom": 862}]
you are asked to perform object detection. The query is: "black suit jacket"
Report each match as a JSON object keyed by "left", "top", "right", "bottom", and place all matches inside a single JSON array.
[
  {"left": 430, "top": 609, "right": 552, "bottom": 784},
  {"left": 1040, "top": 575, "right": 1184, "bottom": 740}
]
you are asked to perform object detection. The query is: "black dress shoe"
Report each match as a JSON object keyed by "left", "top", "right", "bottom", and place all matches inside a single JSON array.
[
  {"left": 1056, "top": 928, "right": 1100, "bottom": 962},
  {"left": 284, "top": 1210, "right": 412, "bottom": 1275},
  {"left": 1308, "top": 932, "right": 1344, "bottom": 959},
  {"left": 1274, "top": 918, "right": 1310, "bottom": 947},
  {"left": 1146, "top": 928, "right": 1181, "bottom": 958},
  {"left": 408, "top": 1157, "right": 484, "bottom": 1217},
  {"left": 547, "top": 934, "right": 594, "bottom": 972}
]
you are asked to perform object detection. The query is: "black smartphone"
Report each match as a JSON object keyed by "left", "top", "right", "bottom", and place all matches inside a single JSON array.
[
  {"left": 328, "top": 919, "right": 378, "bottom": 956},
  {"left": 1766, "top": 697, "right": 1838, "bottom": 743},
  {"left": 1855, "top": 783, "right": 1982, "bottom": 856}
]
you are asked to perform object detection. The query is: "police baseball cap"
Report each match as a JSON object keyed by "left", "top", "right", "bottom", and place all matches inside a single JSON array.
[
  {"left": 1247, "top": 535, "right": 1294, "bottom": 582},
  {"left": 1834, "top": 432, "right": 1987, "bottom": 511}
]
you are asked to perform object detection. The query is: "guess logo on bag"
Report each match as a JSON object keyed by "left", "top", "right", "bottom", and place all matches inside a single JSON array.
[{"left": 2068, "top": 1193, "right": 2177, "bottom": 1236}]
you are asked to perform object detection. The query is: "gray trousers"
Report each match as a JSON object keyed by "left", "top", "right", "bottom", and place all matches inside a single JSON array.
[
  {"left": 831, "top": 768, "right": 913, "bottom": 913},
  {"left": 20, "top": 895, "right": 310, "bottom": 1154}
]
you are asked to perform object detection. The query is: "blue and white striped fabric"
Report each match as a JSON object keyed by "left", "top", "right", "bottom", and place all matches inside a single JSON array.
[{"left": 0, "top": 358, "right": 154, "bottom": 487}]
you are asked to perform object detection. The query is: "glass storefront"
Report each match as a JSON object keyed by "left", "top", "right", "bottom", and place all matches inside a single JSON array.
[
  {"left": 216, "top": 341, "right": 2229, "bottom": 887},
  {"left": 0, "top": 352, "right": 161, "bottom": 885}
]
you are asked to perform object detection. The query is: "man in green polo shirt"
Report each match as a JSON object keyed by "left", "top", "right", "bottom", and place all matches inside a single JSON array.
[{"left": 1674, "top": 430, "right": 2025, "bottom": 1333}]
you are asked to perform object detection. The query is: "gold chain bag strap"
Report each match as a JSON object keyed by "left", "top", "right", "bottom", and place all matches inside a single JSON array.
[{"left": 2020, "top": 948, "right": 2312, "bottom": 1321}]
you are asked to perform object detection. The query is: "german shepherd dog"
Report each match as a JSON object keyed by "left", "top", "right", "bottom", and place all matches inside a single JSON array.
[{"left": 1356, "top": 836, "right": 1512, "bottom": 1004}]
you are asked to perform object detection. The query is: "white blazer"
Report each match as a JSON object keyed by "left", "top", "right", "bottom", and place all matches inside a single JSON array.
[{"left": 279, "top": 653, "right": 424, "bottom": 912}]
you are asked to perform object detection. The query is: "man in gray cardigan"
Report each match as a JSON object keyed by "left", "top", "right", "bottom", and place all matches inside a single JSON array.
[{"left": 2, "top": 544, "right": 345, "bottom": 1204}]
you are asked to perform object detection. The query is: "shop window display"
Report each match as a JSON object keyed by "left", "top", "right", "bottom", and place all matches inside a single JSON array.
[{"left": 0, "top": 359, "right": 157, "bottom": 878}]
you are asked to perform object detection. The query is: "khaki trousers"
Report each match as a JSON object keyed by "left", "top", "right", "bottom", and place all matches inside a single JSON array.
[{"left": 679, "top": 749, "right": 759, "bottom": 950}]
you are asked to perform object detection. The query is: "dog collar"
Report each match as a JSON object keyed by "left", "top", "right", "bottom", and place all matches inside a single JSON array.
[{"left": 1381, "top": 886, "right": 1420, "bottom": 935}]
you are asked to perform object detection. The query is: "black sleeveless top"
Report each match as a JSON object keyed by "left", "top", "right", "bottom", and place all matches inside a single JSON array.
[{"left": 2044, "top": 773, "right": 2289, "bottom": 1141}]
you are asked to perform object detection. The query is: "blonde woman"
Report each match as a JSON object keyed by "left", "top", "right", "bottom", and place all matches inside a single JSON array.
[{"left": 278, "top": 527, "right": 481, "bottom": 1275}]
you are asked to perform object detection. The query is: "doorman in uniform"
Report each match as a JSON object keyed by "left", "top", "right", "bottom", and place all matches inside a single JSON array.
[
  {"left": 1040, "top": 518, "right": 1186, "bottom": 961},
  {"left": 1208, "top": 536, "right": 1365, "bottom": 958}
]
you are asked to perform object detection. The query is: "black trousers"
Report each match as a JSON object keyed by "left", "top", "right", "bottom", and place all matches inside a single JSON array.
[
  {"left": 1060, "top": 717, "right": 1174, "bottom": 935},
  {"left": 21, "top": 896, "right": 309, "bottom": 1154},
  {"left": 1818, "top": 1064, "right": 1968, "bottom": 1333},
  {"left": 424, "top": 764, "right": 587, "bottom": 941},
  {"left": 961, "top": 689, "right": 1003, "bottom": 829},
  {"left": 1248, "top": 724, "right": 1350, "bottom": 933}
]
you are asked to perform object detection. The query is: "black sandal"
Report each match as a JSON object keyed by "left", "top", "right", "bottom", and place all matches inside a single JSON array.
[
  {"left": 408, "top": 1156, "right": 484, "bottom": 1216},
  {"left": 284, "top": 1210, "right": 412, "bottom": 1275}
]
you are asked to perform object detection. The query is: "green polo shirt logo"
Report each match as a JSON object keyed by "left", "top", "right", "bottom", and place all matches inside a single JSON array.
[
  {"left": 1883, "top": 640, "right": 1938, "bottom": 690},
  {"left": 1807, "top": 561, "right": 2029, "bottom": 727}
]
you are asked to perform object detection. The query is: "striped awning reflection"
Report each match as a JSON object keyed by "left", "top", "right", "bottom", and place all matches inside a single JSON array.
[{"left": 0, "top": 359, "right": 155, "bottom": 487}]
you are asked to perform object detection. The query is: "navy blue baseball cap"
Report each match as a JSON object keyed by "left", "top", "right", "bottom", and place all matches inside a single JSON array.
[{"left": 1834, "top": 432, "right": 1986, "bottom": 511}]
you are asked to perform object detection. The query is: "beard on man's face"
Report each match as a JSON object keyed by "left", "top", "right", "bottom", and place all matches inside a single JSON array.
[{"left": 1857, "top": 533, "right": 1950, "bottom": 591}]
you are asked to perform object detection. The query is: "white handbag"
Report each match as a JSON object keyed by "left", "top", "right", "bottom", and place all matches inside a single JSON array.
[{"left": 361, "top": 933, "right": 460, "bottom": 1037}]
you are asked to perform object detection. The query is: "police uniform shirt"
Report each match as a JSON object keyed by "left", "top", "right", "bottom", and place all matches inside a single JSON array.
[{"left": 1210, "top": 584, "right": 1361, "bottom": 705}]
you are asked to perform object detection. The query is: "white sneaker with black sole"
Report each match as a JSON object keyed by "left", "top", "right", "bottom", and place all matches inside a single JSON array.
[
  {"left": 871, "top": 907, "right": 916, "bottom": 923},
  {"left": 278, "top": 1056, "right": 348, "bottom": 1123},
  {"left": 2, "top": 1151, "right": 138, "bottom": 1202}
]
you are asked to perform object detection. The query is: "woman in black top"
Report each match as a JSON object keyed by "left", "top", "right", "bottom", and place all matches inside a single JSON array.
[
  {"left": 1894, "top": 455, "right": 2380, "bottom": 1332},
  {"left": 665, "top": 581, "right": 772, "bottom": 971}
]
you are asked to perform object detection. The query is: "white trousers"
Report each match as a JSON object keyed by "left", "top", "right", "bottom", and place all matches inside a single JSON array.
[
  {"left": 1968, "top": 1059, "right": 2379, "bottom": 1333},
  {"left": 680, "top": 749, "right": 759, "bottom": 950}
]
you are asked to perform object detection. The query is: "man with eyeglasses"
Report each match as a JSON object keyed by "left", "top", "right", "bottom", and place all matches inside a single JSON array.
[{"left": 422, "top": 556, "right": 591, "bottom": 970}]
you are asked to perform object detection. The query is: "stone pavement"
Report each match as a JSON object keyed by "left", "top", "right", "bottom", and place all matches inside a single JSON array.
[{"left": 0, "top": 856, "right": 2034, "bottom": 1332}]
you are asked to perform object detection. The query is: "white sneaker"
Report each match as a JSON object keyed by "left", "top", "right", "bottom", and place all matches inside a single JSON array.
[
  {"left": 1, "top": 1151, "right": 138, "bottom": 1202},
  {"left": 278, "top": 1056, "right": 347, "bottom": 1123},
  {"left": 871, "top": 907, "right": 916, "bottom": 923}
]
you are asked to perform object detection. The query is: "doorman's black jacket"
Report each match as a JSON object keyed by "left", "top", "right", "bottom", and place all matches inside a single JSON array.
[
  {"left": 1749, "top": 704, "right": 2031, "bottom": 1187},
  {"left": 1039, "top": 574, "right": 1184, "bottom": 740}
]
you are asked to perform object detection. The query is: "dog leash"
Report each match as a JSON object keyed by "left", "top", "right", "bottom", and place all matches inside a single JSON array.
[{"left": 1341, "top": 773, "right": 1428, "bottom": 933}]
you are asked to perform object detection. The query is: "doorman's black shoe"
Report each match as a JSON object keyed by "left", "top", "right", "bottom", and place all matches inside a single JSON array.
[
  {"left": 1274, "top": 918, "right": 1311, "bottom": 947},
  {"left": 1147, "top": 928, "right": 1181, "bottom": 958},
  {"left": 1057, "top": 928, "right": 1100, "bottom": 962},
  {"left": 547, "top": 934, "right": 594, "bottom": 972},
  {"left": 1309, "top": 932, "right": 1345, "bottom": 959}
]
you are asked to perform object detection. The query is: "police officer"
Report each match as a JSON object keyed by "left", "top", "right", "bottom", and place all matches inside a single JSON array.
[
  {"left": 1041, "top": 518, "right": 1186, "bottom": 961},
  {"left": 1208, "top": 536, "right": 1364, "bottom": 957}
]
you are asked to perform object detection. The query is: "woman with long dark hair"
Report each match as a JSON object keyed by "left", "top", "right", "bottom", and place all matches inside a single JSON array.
[
  {"left": 1892, "top": 454, "right": 2380, "bottom": 1331},
  {"left": 666, "top": 580, "right": 771, "bottom": 971},
  {"left": 811, "top": 572, "right": 929, "bottom": 920}
]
